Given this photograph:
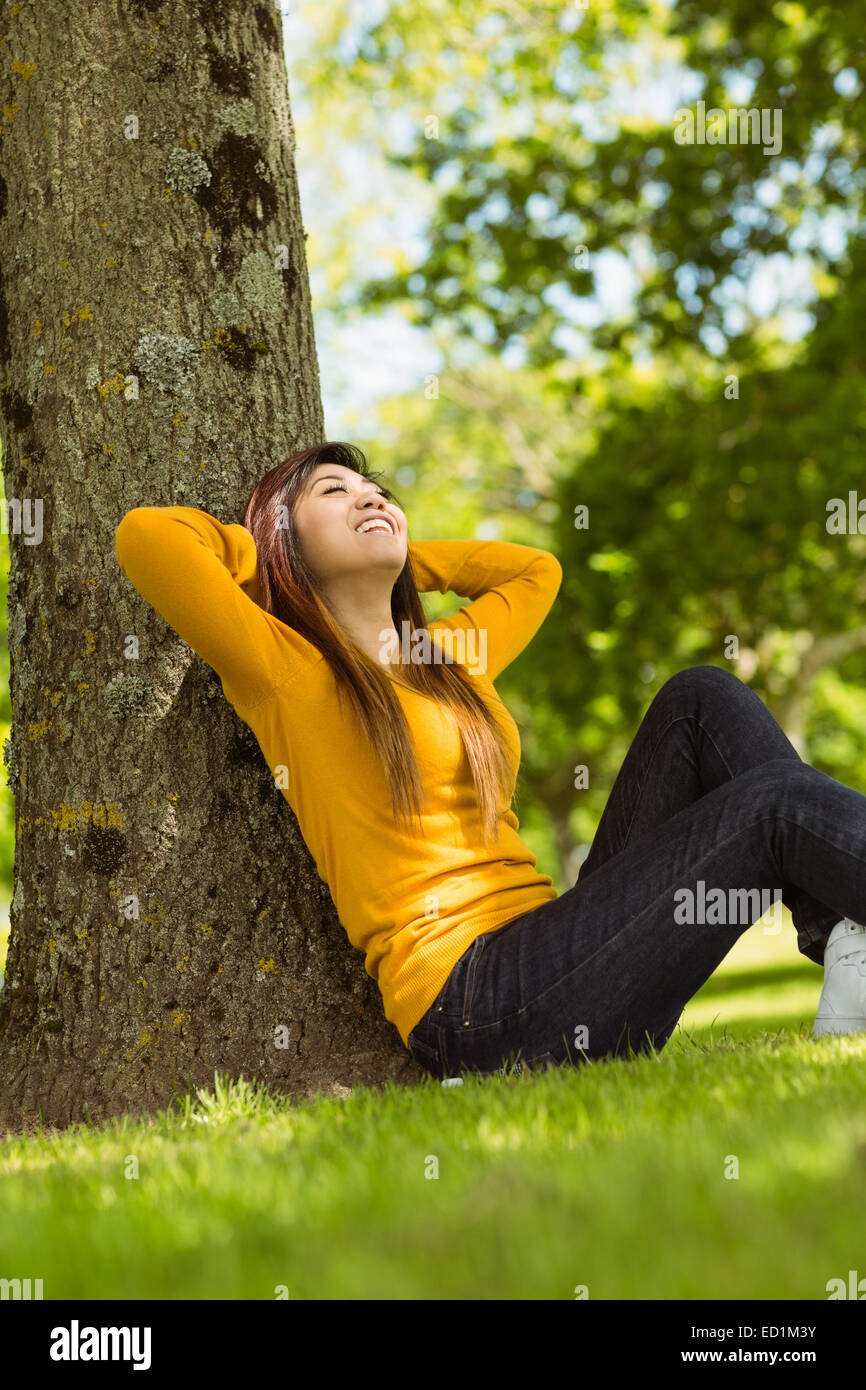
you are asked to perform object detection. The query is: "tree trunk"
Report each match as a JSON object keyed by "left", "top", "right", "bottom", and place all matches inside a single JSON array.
[{"left": 0, "top": 2, "right": 416, "bottom": 1135}]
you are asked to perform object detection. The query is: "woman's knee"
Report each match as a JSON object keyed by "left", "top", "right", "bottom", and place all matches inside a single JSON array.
[
  {"left": 660, "top": 664, "right": 741, "bottom": 697},
  {"left": 652, "top": 664, "right": 744, "bottom": 716}
]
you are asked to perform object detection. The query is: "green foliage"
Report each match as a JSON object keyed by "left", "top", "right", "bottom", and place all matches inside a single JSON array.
[{"left": 321, "top": 0, "right": 865, "bottom": 369}]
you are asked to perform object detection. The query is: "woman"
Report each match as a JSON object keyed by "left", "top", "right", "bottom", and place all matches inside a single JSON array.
[{"left": 115, "top": 440, "right": 866, "bottom": 1082}]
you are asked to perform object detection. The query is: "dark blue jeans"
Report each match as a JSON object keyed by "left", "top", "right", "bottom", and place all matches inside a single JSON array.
[{"left": 406, "top": 665, "right": 866, "bottom": 1079}]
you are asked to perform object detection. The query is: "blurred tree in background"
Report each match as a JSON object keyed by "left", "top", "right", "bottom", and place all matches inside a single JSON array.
[{"left": 293, "top": 0, "right": 866, "bottom": 884}]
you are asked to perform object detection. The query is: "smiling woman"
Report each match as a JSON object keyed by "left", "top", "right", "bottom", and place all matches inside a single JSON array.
[
  {"left": 115, "top": 442, "right": 866, "bottom": 1080},
  {"left": 239, "top": 440, "right": 531, "bottom": 841},
  {"left": 114, "top": 440, "right": 563, "bottom": 1056},
  {"left": 283, "top": 446, "right": 409, "bottom": 669}
]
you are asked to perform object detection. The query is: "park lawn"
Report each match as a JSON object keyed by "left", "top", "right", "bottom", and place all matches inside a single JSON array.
[{"left": 0, "top": 910, "right": 864, "bottom": 1300}]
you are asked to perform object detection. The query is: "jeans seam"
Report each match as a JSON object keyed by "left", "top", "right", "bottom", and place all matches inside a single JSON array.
[
  {"left": 621, "top": 713, "right": 737, "bottom": 849},
  {"left": 461, "top": 933, "right": 487, "bottom": 1025}
]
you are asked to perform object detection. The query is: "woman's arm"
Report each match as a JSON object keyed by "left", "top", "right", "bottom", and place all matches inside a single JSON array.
[
  {"left": 115, "top": 505, "right": 315, "bottom": 709},
  {"left": 407, "top": 538, "right": 562, "bottom": 681}
]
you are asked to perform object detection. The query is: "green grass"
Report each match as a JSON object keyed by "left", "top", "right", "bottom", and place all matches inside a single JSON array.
[{"left": 1, "top": 911, "right": 864, "bottom": 1299}]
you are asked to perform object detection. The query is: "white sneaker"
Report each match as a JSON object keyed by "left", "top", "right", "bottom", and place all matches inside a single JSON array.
[{"left": 812, "top": 918, "right": 866, "bottom": 1037}]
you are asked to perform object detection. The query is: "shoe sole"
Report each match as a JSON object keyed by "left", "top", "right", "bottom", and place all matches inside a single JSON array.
[{"left": 812, "top": 1017, "right": 866, "bottom": 1037}]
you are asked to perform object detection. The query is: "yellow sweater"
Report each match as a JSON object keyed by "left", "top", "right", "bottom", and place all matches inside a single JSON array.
[{"left": 114, "top": 505, "right": 562, "bottom": 1048}]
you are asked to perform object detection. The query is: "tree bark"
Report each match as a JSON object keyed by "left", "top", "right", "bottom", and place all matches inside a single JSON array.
[{"left": 0, "top": 1, "right": 416, "bottom": 1135}]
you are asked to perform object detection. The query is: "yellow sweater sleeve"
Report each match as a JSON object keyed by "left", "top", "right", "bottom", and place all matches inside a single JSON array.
[
  {"left": 408, "top": 538, "right": 562, "bottom": 681},
  {"left": 115, "top": 505, "right": 315, "bottom": 708}
]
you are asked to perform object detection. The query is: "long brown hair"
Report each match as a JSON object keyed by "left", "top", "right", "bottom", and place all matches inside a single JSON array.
[{"left": 241, "top": 441, "right": 514, "bottom": 844}]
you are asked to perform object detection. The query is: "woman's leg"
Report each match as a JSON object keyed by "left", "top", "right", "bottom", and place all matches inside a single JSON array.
[
  {"left": 426, "top": 666, "right": 865, "bottom": 1076},
  {"left": 577, "top": 664, "right": 842, "bottom": 962}
]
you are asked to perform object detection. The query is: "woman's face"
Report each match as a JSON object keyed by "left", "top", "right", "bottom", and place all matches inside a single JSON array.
[{"left": 292, "top": 462, "right": 408, "bottom": 583}]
